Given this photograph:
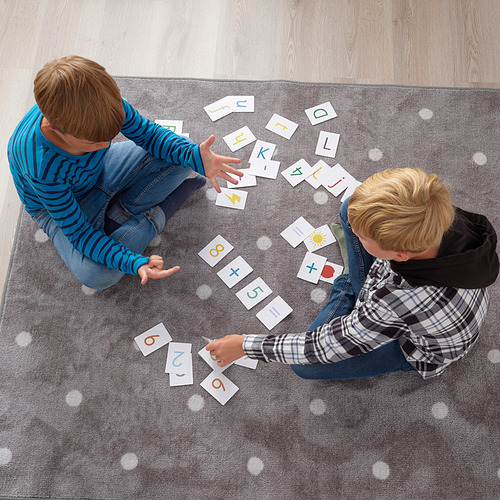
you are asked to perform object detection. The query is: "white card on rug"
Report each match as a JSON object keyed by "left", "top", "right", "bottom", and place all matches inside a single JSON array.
[
  {"left": 134, "top": 323, "right": 172, "bottom": 356},
  {"left": 169, "top": 355, "right": 193, "bottom": 386},
  {"left": 217, "top": 256, "right": 253, "bottom": 288},
  {"left": 315, "top": 131, "right": 340, "bottom": 158},
  {"left": 256, "top": 296, "right": 293, "bottom": 330},
  {"left": 198, "top": 235, "right": 234, "bottom": 267},
  {"left": 246, "top": 159, "right": 280, "bottom": 179},
  {"left": 319, "top": 262, "right": 344, "bottom": 284},
  {"left": 229, "top": 96, "right": 255, "bottom": 113},
  {"left": 226, "top": 170, "right": 257, "bottom": 189},
  {"left": 297, "top": 252, "right": 328, "bottom": 284},
  {"left": 155, "top": 119, "right": 183, "bottom": 134},
  {"left": 234, "top": 355, "right": 258, "bottom": 369},
  {"left": 280, "top": 216, "right": 315, "bottom": 248},
  {"left": 198, "top": 346, "right": 232, "bottom": 373},
  {"left": 322, "top": 163, "right": 357, "bottom": 197},
  {"left": 249, "top": 140, "right": 277, "bottom": 163},
  {"left": 265, "top": 113, "right": 298, "bottom": 140},
  {"left": 200, "top": 371, "right": 239, "bottom": 405},
  {"left": 204, "top": 96, "right": 234, "bottom": 121},
  {"left": 281, "top": 159, "right": 314, "bottom": 187},
  {"left": 304, "top": 224, "right": 336, "bottom": 252},
  {"left": 223, "top": 126, "right": 256, "bottom": 152},
  {"left": 341, "top": 180, "right": 362, "bottom": 202},
  {"left": 235, "top": 276, "right": 272, "bottom": 310},
  {"left": 215, "top": 188, "right": 248, "bottom": 210},
  {"left": 165, "top": 342, "right": 192, "bottom": 374},
  {"left": 305, "top": 102, "right": 337, "bottom": 125},
  {"left": 305, "top": 160, "right": 332, "bottom": 189}
]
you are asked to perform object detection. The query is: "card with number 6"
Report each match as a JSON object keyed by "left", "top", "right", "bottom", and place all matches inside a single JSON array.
[
  {"left": 134, "top": 323, "right": 172, "bottom": 356},
  {"left": 200, "top": 371, "right": 239, "bottom": 405}
]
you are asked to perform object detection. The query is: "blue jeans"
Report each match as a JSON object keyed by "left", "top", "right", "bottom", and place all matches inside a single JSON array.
[
  {"left": 34, "top": 141, "right": 192, "bottom": 290},
  {"left": 291, "top": 198, "right": 416, "bottom": 380}
]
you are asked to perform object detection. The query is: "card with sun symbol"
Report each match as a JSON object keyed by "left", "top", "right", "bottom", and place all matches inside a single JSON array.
[{"left": 304, "top": 224, "right": 336, "bottom": 252}]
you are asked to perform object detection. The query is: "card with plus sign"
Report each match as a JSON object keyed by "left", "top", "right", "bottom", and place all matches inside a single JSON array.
[
  {"left": 216, "top": 256, "right": 253, "bottom": 288},
  {"left": 297, "top": 252, "right": 328, "bottom": 284}
]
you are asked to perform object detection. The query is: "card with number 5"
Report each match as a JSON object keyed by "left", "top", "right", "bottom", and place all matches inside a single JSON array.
[
  {"left": 200, "top": 371, "right": 239, "bottom": 405},
  {"left": 235, "top": 277, "right": 272, "bottom": 310},
  {"left": 134, "top": 323, "right": 172, "bottom": 356}
]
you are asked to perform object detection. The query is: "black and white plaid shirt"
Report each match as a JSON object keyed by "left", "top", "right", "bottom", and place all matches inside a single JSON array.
[{"left": 243, "top": 258, "right": 490, "bottom": 379}]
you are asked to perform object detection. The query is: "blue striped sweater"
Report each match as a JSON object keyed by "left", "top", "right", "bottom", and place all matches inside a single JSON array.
[{"left": 8, "top": 99, "right": 205, "bottom": 275}]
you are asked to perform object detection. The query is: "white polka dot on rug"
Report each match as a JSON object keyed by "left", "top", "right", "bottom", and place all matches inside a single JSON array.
[
  {"left": 472, "top": 152, "right": 487, "bottom": 166},
  {"left": 81, "top": 285, "right": 97, "bottom": 296},
  {"left": 368, "top": 148, "right": 383, "bottom": 162},
  {"left": 121, "top": 453, "right": 138, "bottom": 471},
  {"left": 196, "top": 284, "right": 212, "bottom": 300},
  {"left": 419, "top": 108, "right": 434, "bottom": 120},
  {"left": 205, "top": 187, "right": 218, "bottom": 202},
  {"left": 247, "top": 456, "right": 264, "bottom": 476},
  {"left": 16, "top": 331, "right": 32, "bottom": 347},
  {"left": 187, "top": 394, "right": 205, "bottom": 412},
  {"left": 309, "top": 398, "right": 327, "bottom": 416},
  {"left": 34, "top": 229, "right": 49, "bottom": 243},
  {"left": 372, "top": 460, "right": 390, "bottom": 480},
  {"left": 65, "top": 389, "right": 83, "bottom": 407},
  {"left": 256, "top": 236, "right": 272, "bottom": 250},
  {"left": 0, "top": 448, "right": 13, "bottom": 466},
  {"left": 310, "top": 288, "right": 327, "bottom": 304},
  {"left": 431, "top": 402, "right": 449, "bottom": 419},
  {"left": 487, "top": 349, "right": 500, "bottom": 364},
  {"left": 497, "top": 468, "right": 500, "bottom": 481},
  {"left": 314, "top": 191, "right": 329, "bottom": 205}
]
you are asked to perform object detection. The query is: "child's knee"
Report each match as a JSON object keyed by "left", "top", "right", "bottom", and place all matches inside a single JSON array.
[{"left": 73, "top": 262, "right": 124, "bottom": 291}]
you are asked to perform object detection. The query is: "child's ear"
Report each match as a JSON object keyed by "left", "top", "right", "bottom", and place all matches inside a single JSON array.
[{"left": 40, "top": 117, "right": 57, "bottom": 133}]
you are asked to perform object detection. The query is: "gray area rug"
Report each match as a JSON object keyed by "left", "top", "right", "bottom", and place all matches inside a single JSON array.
[{"left": 0, "top": 78, "right": 499, "bottom": 500}]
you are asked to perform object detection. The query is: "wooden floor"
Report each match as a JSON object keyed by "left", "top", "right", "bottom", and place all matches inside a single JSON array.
[{"left": 1, "top": 0, "right": 499, "bottom": 300}]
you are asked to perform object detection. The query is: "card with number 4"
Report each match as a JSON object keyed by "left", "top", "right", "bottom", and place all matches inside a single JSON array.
[
  {"left": 200, "top": 371, "right": 239, "bottom": 405},
  {"left": 134, "top": 323, "right": 172, "bottom": 356}
]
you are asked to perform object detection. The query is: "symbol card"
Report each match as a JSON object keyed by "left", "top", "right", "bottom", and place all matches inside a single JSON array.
[
  {"left": 280, "top": 216, "right": 315, "bottom": 248},
  {"left": 305, "top": 160, "right": 332, "bottom": 189},
  {"left": 235, "top": 277, "right": 272, "bottom": 309},
  {"left": 249, "top": 140, "right": 277, "bottom": 163},
  {"left": 322, "top": 163, "right": 357, "bottom": 197},
  {"left": 165, "top": 342, "right": 192, "bottom": 374},
  {"left": 215, "top": 188, "right": 248, "bottom": 210},
  {"left": 198, "top": 346, "right": 233, "bottom": 373},
  {"left": 200, "top": 371, "right": 239, "bottom": 405},
  {"left": 320, "top": 262, "right": 344, "bottom": 284},
  {"left": 223, "top": 126, "right": 256, "bottom": 152},
  {"left": 315, "top": 131, "right": 340, "bottom": 158},
  {"left": 204, "top": 96, "right": 234, "bottom": 121},
  {"left": 234, "top": 355, "right": 258, "bottom": 369},
  {"left": 230, "top": 96, "right": 255, "bottom": 113},
  {"left": 256, "top": 296, "right": 293, "bottom": 330},
  {"left": 169, "top": 355, "right": 193, "bottom": 386},
  {"left": 305, "top": 102, "right": 337, "bottom": 125},
  {"left": 304, "top": 224, "right": 336, "bottom": 252},
  {"left": 155, "top": 119, "right": 183, "bottom": 134},
  {"left": 217, "top": 256, "right": 253, "bottom": 288},
  {"left": 198, "top": 235, "right": 234, "bottom": 267},
  {"left": 297, "top": 252, "right": 328, "bottom": 284},
  {"left": 265, "top": 113, "right": 298, "bottom": 140},
  {"left": 226, "top": 170, "right": 257, "bottom": 189},
  {"left": 281, "top": 159, "right": 314, "bottom": 187},
  {"left": 246, "top": 158, "right": 280, "bottom": 179},
  {"left": 134, "top": 323, "right": 172, "bottom": 356}
]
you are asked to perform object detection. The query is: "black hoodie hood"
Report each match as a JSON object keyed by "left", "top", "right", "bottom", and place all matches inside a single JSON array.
[{"left": 390, "top": 208, "right": 499, "bottom": 289}]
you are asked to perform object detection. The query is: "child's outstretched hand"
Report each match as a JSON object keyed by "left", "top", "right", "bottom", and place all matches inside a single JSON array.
[
  {"left": 206, "top": 335, "right": 245, "bottom": 367},
  {"left": 138, "top": 255, "right": 180, "bottom": 285},
  {"left": 199, "top": 135, "right": 243, "bottom": 193}
]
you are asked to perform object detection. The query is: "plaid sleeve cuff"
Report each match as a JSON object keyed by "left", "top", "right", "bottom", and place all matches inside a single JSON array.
[{"left": 242, "top": 334, "right": 271, "bottom": 362}]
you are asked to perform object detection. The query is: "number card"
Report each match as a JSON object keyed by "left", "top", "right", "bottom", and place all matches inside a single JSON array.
[
  {"left": 165, "top": 342, "right": 192, "bottom": 375},
  {"left": 280, "top": 216, "right": 315, "bottom": 248},
  {"left": 256, "top": 296, "right": 293, "bottom": 330},
  {"left": 321, "top": 163, "right": 358, "bottom": 197},
  {"left": 223, "top": 126, "right": 256, "bottom": 152},
  {"left": 215, "top": 188, "right": 248, "bottom": 210},
  {"left": 217, "top": 256, "right": 253, "bottom": 288},
  {"left": 229, "top": 96, "right": 255, "bottom": 113},
  {"left": 155, "top": 119, "right": 183, "bottom": 134},
  {"left": 226, "top": 170, "right": 257, "bottom": 189},
  {"left": 297, "top": 252, "right": 328, "bottom": 284},
  {"left": 305, "top": 160, "right": 332, "bottom": 189},
  {"left": 281, "top": 159, "right": 314, "bottom": 187},
  {"left": 246, "top": 158, "right": 280, "bottom": 179},
  {"left": 169, "top": 355, "right": 193, "bottom": 387},
  {"left": 200, "top": 371, "right": 239, "bottom": 405},
  {"left": 305, "top": 101, "right": 337, "bottom": 125},
  {"left": 304, "top": 224, "right": 336, "bottom": 252},
  {"left": 134, "top": 323, "right": 172, "bottom": 356},
  {"left": 198, "top": 235, "right": 234, "bottom": 267},
  {"left": 265, "top": 113, "right": 298, "bottom": 140},
  {"left": 198, "top": 346, "right": 233, "bottom": 373},
  {"left": 204, "top": 96, "right": 234, "bottom": 121},
  {"left": 249, "top": 140, "right": 277, "bottom": 163},
  {"left": 320, "top": 262, "right": 344, "bottom": 284},
  {"left": 234, "top": 355, "right": 258, "bottom": 369},
  {"left": 315, "top": 131, "right": 340, "bottom": 158},
  {"left": 235, "top": 277, "right": 272, "bottom": 310}
]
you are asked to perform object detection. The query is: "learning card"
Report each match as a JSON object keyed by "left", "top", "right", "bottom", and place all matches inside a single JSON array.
[
  {"left": 204, "top": 96, "right": 234, "bottom": 121},
  {"left": 234, "top": 355, "right": 259, "bottom": 369},
  {"left": 223, "top": 126, "right": 256, "bottom": 152},
  {"left": 319, "top": 262, "right": 344, "bottom": 284},
  {"left": 305, "top": 160, "right": 332, "bottom": 189},
  {"left": 246, "top": 158, "right": 280, "bottom": 179},
  {"left": 155, "top": 119, "right": 183, "bottom": 134},
  {"left": 322, "top": 163, "right": 358, "bottom": 197},
  {"left": 235, "top": 277, "right": 272, "bottom": 310},
  {"left": 215, "top": 188, "right": 248, "bottom": 210},
  {"left": 297, "top": 252, "right": 328, "bottom": 284},
  {"left": 305, "top": 102, "right": 337, "bottom": 125},
  {"left": 280, "top": 216, "right": 315, "bottom": 248},
  {"left": 134, "top": 323, "right": 172, "bottom": 356},
  {"left": 165, "top": 342, "right": 192, "bottom": 375},
  {"left": 169, "top": 355, "right": 193, "bottom": 386},
  {"left": 281, "top": 159, "right": 314, "bottom": 187},
  {"left": 341, "top": 180, "right": 362, "bottom": 202},
  {"left": 249, "top": 140, "right": 277, "bottom": 163},
  {"left": 226, "top": 170, "right": 257, "bottom": 189},
  {"left": 265, "top": 113, "right": 298, "bottom": 140},
  {"left": 304, "top": 224, "right": 336, "bottom": 252},
  {"left": 256, "top": 296, "right": 293, "bottom": 330},
  {"left": 198, "top": 235, "right": 234, "bottom": 267},
  {"left": 200, "top": 371, "right": 239, "bottom": 405},
  {"left": 315, "top": 131, "right": 340, "bottom": 158},
  {"left": 217, "top": 256, "right": 253, "bottom": 288},
  {"left": 229, "top": 96, "right": 255, "bottom": 113},
  {"left": 198, "top": 346, "right": 233, "bottom": 373}
]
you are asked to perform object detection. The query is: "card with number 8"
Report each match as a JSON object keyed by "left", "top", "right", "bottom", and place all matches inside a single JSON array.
[
  {"left": 134, "top": 323, "right": 172, "bottom": 356},
  {"left": 198, "top": 235, "right": 234, "bottom": 267},
  {"left": 200, "top": 371, "right": 239, "bottom": 405},
  {"left": 235, "top": 277, "right": 272, "bottom": 310}
]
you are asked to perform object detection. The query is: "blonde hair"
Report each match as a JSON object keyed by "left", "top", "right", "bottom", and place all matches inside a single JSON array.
[
  {"left": 34, "top": 55, "right": 125, "bottom": 142},
  {"left": 348, "top": 168, "right": 455, "bottom": 253}
]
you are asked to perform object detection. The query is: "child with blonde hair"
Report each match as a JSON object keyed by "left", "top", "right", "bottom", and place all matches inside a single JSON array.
[{"left": 208, "top": 168, "right": 498, "bottom": 380}]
